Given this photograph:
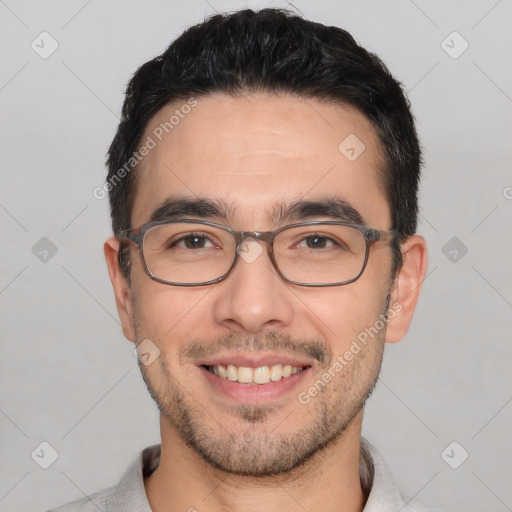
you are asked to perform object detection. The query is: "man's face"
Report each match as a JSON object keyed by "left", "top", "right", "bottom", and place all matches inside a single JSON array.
[{"left": 122, "top": 93, "right": 397, "bottom": 475}]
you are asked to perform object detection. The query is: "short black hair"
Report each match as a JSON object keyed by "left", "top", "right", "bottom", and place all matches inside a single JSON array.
[{"left": 107, "top": 8, "right": 421, "bottom": 278}]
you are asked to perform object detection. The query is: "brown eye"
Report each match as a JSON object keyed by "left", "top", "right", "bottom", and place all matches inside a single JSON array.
[
  {"left": 183, "top": 235, "right": 207, "bottom": 249},
  {"left": 304, "top": 235, "right": 328, "bottom": 249},
  {"left": 169, "top": 233, "right": 216, "bottom": 249}
]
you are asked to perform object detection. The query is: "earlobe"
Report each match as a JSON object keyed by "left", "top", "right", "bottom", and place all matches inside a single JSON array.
[
  {"left": 104, "top": 237, "right": 136, "bottom": 342},
  {"left": 385, "top": 235, "right": 428, "bottom": 344}
]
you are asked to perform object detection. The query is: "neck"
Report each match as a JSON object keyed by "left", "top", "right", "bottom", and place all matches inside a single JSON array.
[{"left": 145, "top": 411, "right": 368, "bottom": 512}]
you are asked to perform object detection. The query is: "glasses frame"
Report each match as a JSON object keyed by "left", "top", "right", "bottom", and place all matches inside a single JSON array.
[{"left": 117, "top": 219, "right": 401, "bottom": 287}]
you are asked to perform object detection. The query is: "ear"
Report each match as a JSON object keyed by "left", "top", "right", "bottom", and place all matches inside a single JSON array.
[
  {"left": 385, "top": 235, "right": 428, "bottom": 343},
  {"left": 104, "top": 237, "right": 136, "bottom": 342}
]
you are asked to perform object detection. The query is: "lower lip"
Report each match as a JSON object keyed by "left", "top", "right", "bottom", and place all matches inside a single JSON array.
[{"left": 200, "top": 366, "right": 311, "bottom": 403}]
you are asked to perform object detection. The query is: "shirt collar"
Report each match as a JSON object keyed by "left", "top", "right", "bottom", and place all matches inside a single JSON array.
[{"left": 108, "top": 439, "right": 409, "bottom": 511}]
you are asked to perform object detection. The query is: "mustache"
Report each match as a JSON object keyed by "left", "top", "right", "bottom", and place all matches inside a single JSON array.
[{"left": 180, "top": 331, "right": 332, "bottom": 366}]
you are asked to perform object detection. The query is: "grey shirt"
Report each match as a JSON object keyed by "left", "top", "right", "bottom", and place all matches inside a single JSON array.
[{"left": 49, "top": 439, "right": 438, "bottom": 511}]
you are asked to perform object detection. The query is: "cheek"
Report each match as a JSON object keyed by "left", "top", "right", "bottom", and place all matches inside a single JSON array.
[
  {"left": 132, "top": 286, "right": 214, "bottom": 387},
  {"left": 304, "top": 279, "right": 391, "bottom": 353},
  {"left": 131, "top": 270, "right": 211, "bottom": 344}
]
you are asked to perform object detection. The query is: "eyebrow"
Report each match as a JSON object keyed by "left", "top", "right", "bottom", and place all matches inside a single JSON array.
[
  {"left": 150, "top": 196, "right": 235, "bottom": 223},
  {"left": 272, "top": 197, "right": 365, "bottom": 225},
  {"left": 149, "top": 195, "right": 365, "bottom": 226}
]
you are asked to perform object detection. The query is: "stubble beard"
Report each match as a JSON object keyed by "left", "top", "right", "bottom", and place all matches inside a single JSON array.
[{"left": 137, "top": 323, "right": 386, "bottom": 478}]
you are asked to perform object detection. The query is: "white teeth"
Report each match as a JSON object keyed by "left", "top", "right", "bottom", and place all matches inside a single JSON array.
[
  {"left": 253, "top": 366, "right": 271, "bottom": 384},
  {"left": 238, "top": 366, "right": 253, "bottom": 383},
  {"left": 208, "top": 363, "right": 303, "bottom": 384},
  {"left": 217, "top": 365, "right": 227, "bottom": 379},
  {"left": 270, "top": 364, "right": 283, "bottom": 381},
  {"left": 226, "top": 364, "right": 238, "bottom": 382}
]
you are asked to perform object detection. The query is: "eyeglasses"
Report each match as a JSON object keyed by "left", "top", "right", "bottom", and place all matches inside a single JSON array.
[{"left": 117, "top": 219, "right": 400, "bottom": 287}]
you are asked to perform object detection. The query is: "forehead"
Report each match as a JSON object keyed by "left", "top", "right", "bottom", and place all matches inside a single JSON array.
[{"left": 131, "top": 93, "right": 389, "bottom": 229}]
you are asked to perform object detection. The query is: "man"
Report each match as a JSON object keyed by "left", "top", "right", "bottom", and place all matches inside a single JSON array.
[{"left": 52, "top": 8, "right": 435, "bottom": 512}]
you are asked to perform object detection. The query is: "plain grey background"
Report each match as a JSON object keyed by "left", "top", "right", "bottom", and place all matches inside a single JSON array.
[{"left": 1, "top": 1, "right": 511, "bottom": 511}]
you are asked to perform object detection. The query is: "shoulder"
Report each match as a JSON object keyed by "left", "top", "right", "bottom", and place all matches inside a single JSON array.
[
  {"left": 362, "top": 439, "right": 442, "bottom": 512},
  {"left": 47, "top": 485, "right": 115, "bottom": 511},
  {"left": 47, "top": 444, "right": 160, "bottom": 512}
]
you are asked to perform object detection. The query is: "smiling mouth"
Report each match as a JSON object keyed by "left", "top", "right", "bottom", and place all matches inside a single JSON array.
[{"left": 203, "top": 364, "right": 309, "bottom": 384}]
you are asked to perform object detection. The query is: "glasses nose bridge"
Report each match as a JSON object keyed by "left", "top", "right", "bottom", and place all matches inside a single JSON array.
[
  {"left": 234, "top": 230, "right": 277, "bottom": 266},
  {"left": 236, "top": 229, "right": 275, "bottom": 245}
]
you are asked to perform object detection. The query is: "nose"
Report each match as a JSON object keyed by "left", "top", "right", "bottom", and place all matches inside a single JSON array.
[{"left": 211, "top": 238, "right": 295, "bottom": 334}]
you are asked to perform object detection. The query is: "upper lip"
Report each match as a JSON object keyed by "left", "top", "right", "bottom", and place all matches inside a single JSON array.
[{"left": 197, "top": 352, "right": 314, "bottom": 369}]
